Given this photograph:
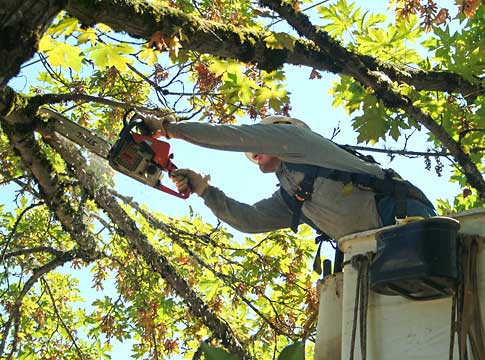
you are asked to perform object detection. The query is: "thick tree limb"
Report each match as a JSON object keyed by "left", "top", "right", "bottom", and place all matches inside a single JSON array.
[
  {"left": 41, "top": 126, "right": 253, "bottom": 359},
  {"left": 0, "top": 0, "right": 65, "bottom": 87},
  {"left": 63, "top": 0, "right": 483, "bottom": 98},
  {"left": 64, "top": 0, "right": 336, "bottom": 73},
  {"left": 0, "top": 0, "right": 480, "bottom": 97},
  {"left": 260, "top": 0, "right": 485, "bottom": 199},
  {"left": 0, "top": 87, "right": 98, "bottom": 254}
]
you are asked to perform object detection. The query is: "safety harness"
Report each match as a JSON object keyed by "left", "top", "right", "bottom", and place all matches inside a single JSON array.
[
  {"left": 280, "top": 162, "right": 433, "bottom": 232},
  {"left": 279, "top": 157, "right": 434, "bottom": 273}
]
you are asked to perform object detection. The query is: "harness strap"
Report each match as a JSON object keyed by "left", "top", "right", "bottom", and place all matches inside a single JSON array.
[
  {"left": 280, "top": 166, "right": 319, "bottom": 232},
  {"left": 280, "top": 162, "right": 433, "bottom": 230},
  {"left": 279, "top": 162, "right": 433, "bottom": 274}
]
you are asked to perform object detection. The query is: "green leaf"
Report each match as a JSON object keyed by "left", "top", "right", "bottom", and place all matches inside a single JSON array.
[
  {"left": 209, "top": 60, "right": 242, "bottom": 77},
  {"left": 47, "top": 15, "right": 79, "bottom": 37},
  {"left": 318, "top": 0, "right": 361, "bottom": 38},
  {"left": 77, "top": 29, "right": 98, "bottom": 45},
  {"left": 138, "top": 48, "right": 158, "bottom": 66},
  {"left": 352, "top": 96, "right": 389, "bottom": 143},
  {"left": 255, "top": 83, "right": 288, "bottom": 111},
  {"left": 200, "top": 343, "right": 238, "bottom": 360},
  {"left": 278, "top": 341, "right": 305, "bottom": 360},
  {"left": 86, "top": 43, "right": 134, "bottom": 71},
  {"left": 264, "top": 32, "right": 295, "bottom": 51},
  {"left": 54, "top": 44, "right": 83, "bottom": 72},
  {"left": 38, "top": 37, "right": 83, "bottom": 72}
]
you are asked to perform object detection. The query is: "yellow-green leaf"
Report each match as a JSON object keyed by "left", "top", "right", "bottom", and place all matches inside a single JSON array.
[
  {"left": 264, "top": 32, "right": 295, "bottom": 51},
  {"left": 77, "top": 29, "right": 98, "bottom": 45},
  {"left": 39, "top": 37, "right": 83, "bottom": 72},
  {"left": 139, "top": 48, "right": 158, "bottom": 65},
  {"left": 38, "top": 35, "right": 54, "bottom": 53},
  {"left": 47, "top": 16, "right": 79, "bottom": 37},
  {"left": 209, "top": 60, "right": 242, "bottom": 77},
  {"left": 87, "top": 44, "right": 134, "bottom": 71}
]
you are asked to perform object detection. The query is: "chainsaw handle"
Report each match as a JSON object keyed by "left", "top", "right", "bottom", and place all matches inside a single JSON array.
[{"left": 157, "top": 183, "right": 190, "bottom": 199}]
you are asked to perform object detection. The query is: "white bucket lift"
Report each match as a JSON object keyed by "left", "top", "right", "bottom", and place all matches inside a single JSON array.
[{"left": 314, "top": 208, "right": 485, "bottom": 360}]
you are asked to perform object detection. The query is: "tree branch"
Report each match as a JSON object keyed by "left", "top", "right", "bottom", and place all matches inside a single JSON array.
[
  {"left": 42, "top": 278, "right": 86, "bottom": 360},
  {"left": 2, "top": 246, "right": 64, "bottom": 261},
  {"left": 0, "top": 89, "right": 99, "bottom": 255},
  {"left": 30, "top": 93, "right": 160, "bottom": 114},
  {"left": 0, "top": 250, "right": 87, "bottom": 357},
  {"left": 63, "top": 0, "right": 484, "bottom": 98},
  {"left": 260, "top": 0, "right": 485, "bottom": 199},
  {"left": 347, "top": 145, "right": 449, "bottom": 158},
  {"left": 41, "top": 126, "right": 254, "bottom": 359}
]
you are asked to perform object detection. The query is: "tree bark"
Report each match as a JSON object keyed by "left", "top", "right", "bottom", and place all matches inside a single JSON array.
[
  {"left": 64, "top": 0, "right": 483, "bottom": 97},
  {"left": 0, "top": 0, "right": 64, "bottom": 87},
  {"left": 0, "top": 89, "right": 98, "bottom": 255}
]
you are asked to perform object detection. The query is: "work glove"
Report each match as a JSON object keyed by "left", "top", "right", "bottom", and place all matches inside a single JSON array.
[
  {"left": 142, "top": 112, "right": 176, "bottom": 137},
  {"left": 170, "top": 169, "right": 210, "bottom": 196}
]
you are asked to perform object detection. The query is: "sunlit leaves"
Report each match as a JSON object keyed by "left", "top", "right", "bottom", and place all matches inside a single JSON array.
[
  {"left": 86, "top": 44, "right": 135, "bottom": 71},
  {"left": 38, "top": 36, "right": 84, "bottom": 72},
  {"left": 357, "top": 16, "right": 423, "bottom": 62},
  {"left": 264, "top": 32, "right": 296, "bottom": 51},
  {"left": 207, "top": 60, "right": 289, "bottom": 113},
  {"left": 318, "top": 0, "right": 362, "bottom": 38},
  {"left": 427, "top": 21, "right": 484, "bottom": 83},
  {"left": 138, "top": 48, "right": 159, "bottom": 66},
  {"left": 47, "top": 15, "right": 79, "bottom": 38},
  {"left": 77, "top": 29, "right": 98, "bottom": 46},
  {"left": 351, "top": 95, "right": 390, "bottom": 143},
  {"left": 329, "top": 75, "right": 365, "bottom": 115}
]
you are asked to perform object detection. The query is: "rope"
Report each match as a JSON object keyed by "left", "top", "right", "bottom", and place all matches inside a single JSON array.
[
  {"left": 449, "top": 235, "right": 485, "bottom": 360},
  {"left": 449, "top": 294, "right": 456, "bottom": 360},
  {"left": 348, "top": 253, "right": 373, "bottom": 360}
]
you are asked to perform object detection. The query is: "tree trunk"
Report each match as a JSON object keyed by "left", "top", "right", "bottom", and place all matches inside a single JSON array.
[{"left": 0, "top": 0, "right": 64, "bottom": 87}]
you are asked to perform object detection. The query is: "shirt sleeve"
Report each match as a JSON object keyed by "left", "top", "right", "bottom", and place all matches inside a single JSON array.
[
  {"left": 168, "top": 122, "right": 312, "bottom": 159},
  {"left": 201, "top": 185, "right": 294, "bottom": 233}
]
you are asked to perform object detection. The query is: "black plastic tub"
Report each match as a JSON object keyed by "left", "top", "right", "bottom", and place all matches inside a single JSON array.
[{"left": 370, "top": 217, "right": 461, "bottom": 301}]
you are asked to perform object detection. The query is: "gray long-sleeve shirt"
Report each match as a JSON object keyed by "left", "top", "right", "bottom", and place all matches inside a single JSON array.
[{"left": 168, "top": 121, "right": 384, "bottom": 239}]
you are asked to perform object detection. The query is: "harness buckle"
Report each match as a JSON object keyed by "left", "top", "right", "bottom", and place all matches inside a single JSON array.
[{"left": 295, "top": 186, "right": 312, "bottom": 202}]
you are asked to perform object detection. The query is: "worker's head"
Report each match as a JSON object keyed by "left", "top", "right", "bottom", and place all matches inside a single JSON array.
[
  {"left": 246, "top": 116, "right": 311, "bottom": 173},
  {"left": 250, "top": 153, "right": 282, "bottom": 173}
]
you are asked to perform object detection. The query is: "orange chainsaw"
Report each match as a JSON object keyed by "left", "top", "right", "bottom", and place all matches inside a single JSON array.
[{"left": 40, "top": 108, "right": 190, "bottom": 199}]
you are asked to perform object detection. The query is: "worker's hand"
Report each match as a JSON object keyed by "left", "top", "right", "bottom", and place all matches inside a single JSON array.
[
  {"left": 142, "top": 112, "right": 176, "bottom": 137},
  {"left": 170, "top": 169, "right": 210, "bottom": 196}
]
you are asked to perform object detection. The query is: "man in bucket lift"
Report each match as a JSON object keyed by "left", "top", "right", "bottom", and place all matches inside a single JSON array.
[{"left": 145, "top": 115, "right": 437, "bottom": 272}]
